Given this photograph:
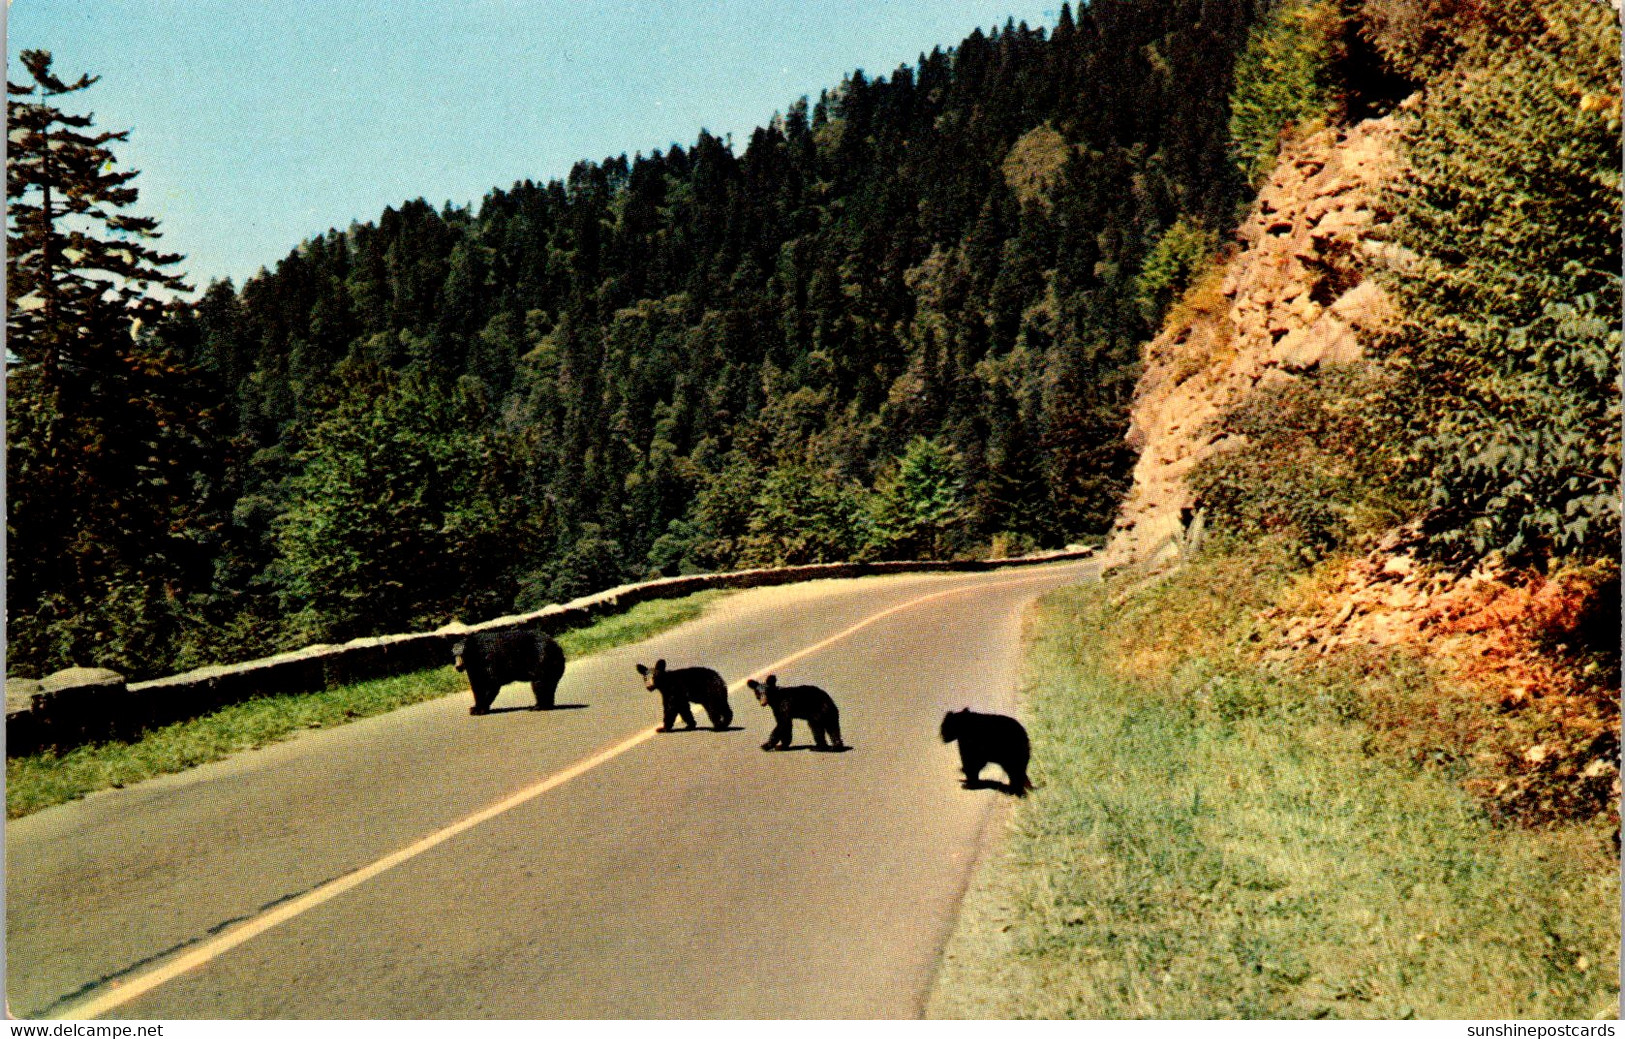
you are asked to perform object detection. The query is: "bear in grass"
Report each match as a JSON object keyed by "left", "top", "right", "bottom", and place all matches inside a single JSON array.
[
  {"left": 452, "top": 629, "right": 567, "bottom": 715},
  {"left": 747, "top": 674, "right": 845, "bottom": 752},
  {"left": 636, "top": 659, "right": 733, "bottom": 731},
  {"left": 940, "top": 708, "right": 1032, "bottom": 794}
]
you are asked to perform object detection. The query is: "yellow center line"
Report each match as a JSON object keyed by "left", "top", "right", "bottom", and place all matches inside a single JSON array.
[{"left": 57, "top": 561, "right": 1091, "bottom": 1020}]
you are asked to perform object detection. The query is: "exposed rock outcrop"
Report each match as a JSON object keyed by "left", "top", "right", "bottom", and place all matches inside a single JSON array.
[{"left": 1103, "top": 115, "right": 1404, "bottom": 570}]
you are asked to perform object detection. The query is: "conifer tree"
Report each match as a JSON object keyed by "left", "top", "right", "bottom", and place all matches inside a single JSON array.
[
  {"left": 7, "top": 50, "right": 190, "bottom": 382},
  {"left": 868, "top": 438, "right": 968, "bottom": 559},
  {"left": 6, "top": 51, "right": 218, "bottom": 678}
]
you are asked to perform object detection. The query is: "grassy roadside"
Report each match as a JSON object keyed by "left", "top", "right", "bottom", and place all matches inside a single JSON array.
[
  {"left": 928, "top": 554, "right": 1619, "bottom": 1019},
  {"left": 7, "top": 589, "right": 732, "bottom": 819}
]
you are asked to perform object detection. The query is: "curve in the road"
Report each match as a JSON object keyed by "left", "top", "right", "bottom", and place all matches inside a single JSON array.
[{"left": 53, "top": 565, "right": 1080, "bottom": 1021}]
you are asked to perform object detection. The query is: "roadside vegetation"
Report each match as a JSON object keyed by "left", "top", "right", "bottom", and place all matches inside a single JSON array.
[
  {"left": 934, "top": 0, "right": 1618, "bottom": 1019},
  {"left": 6, "top": 590, "right": 730, "bottom": 819},
  {"left": 930, "top": 554, "right": 1618, "bottom": 1019}
]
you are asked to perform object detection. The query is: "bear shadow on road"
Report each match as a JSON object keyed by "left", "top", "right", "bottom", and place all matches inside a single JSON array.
[
  {"left": 657, "top": 724, "right": 747, "bottom": 733},
  {"left": 961, "top": 777, "right": 1027, "bottom": 796},
  {"left": 767, "top": 744, "right": 853, "bottom": 753},
  {"left": 480, "top": 703, "right": 590, "bottom": 714}
]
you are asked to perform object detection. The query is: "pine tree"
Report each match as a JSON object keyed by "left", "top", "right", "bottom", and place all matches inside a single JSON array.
[
  {"left": 7, "top": 50, "right": 190, "bottom": 382},
  {"left": 868, "top": 438, "right": 968, "bottom": 559},
  {"left": 5, "top": 51, "right": 223, "bottom": 678}
]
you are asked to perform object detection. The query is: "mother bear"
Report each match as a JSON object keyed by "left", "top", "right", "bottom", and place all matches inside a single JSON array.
[{"left": 452, "top": 628, "right": 567, "bottom": 715}]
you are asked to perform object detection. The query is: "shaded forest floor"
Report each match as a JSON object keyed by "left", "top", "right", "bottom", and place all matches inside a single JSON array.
[{"left": 927, "top": 547, "right": 1619, "bottom": 1019}]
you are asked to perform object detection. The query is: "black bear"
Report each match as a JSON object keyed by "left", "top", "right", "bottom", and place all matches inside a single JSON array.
[
  {"left": 452, "top": 629, "right": 567, "bottom": 715},
  {"left": 746, "top": 674, "right": 845, "bottom": 752},
  {"left": 940, "top": 708, "right": 1032, "bottom": 794},
  {"left": 636, "top": 659, "right": 733, "bottom": 731}
]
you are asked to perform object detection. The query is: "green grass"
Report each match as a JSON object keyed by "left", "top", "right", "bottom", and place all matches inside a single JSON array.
[
  {"left": 7, "top": 589, "right": 732, "bottom": 819},
  {"left": 928, "top": 559, "right": 1620, "bottom": 1019},
  {"left": 554, "top": 589, "right": 727, "bottom": 658}
]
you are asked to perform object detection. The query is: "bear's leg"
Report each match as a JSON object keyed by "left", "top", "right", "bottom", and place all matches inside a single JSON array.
[
  {"left": 810, "top": 719, "right": 828, "bottom": 749},
  {"left": 532, "top": 648, "right": 564, "bottom": 710},
  {"left": 676, "top": 700, "right": 697, "bottom": 730},
  {"left": 471, "top": 681, "right": 497, "bottom": 715},
  {"left": 713, "top": 696, "right": 732, "bottom": 730},
  {"left": 530, "top": 678, "right": 556, "bottom": 710},
  {"left": 826, "top": 711, "right": 844, "bottom": 750},
  {"left": 1007, "top": 748, "right": 1032, "bottom": 793},
  {"left": 659, "top": 695, "right": 681, "bottom": 732},
  {"left": 960, "top": 748, "right": 986, "bottom": 787},
  {"left": 763, "top": 712, "right": 791, "bottom": 750}
]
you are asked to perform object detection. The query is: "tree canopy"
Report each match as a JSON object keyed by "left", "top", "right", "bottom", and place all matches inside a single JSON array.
[
  {"left": 6, "top": 50, "right": 221, "bottom": 677},
  {"left": 11, "top": 2, "right": 1275, "bottom": 678}
]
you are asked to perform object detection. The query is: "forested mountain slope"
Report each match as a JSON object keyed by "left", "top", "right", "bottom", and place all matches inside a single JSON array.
[{"left": 11, "top": 0, "right": 1299, "bottom": 678}]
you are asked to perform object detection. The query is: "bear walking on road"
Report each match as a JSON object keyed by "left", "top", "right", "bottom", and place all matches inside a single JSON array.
[
  {"left": 747, "top": 674, "right": 845, "bottom": 752},
  {"left": 453, "top": 629, "right": 567, "bottom": 715},
  {"left": 940, "top": 708, "right": 1032, "bottom": 794},
  {"left": 636, "top": 659, "right": 733, "bottom": 731}
]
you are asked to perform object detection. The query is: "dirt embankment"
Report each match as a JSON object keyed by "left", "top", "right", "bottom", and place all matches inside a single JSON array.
[
  {"left": 1263, "top": 523, "right": 1620, "bottom": 826},
  {"left": 1103, "top": 114, "right": 1620, "bottom": 830}
]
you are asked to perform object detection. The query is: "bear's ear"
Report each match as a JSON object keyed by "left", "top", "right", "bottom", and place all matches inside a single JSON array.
[
  {"left": 765, "top": 674, "right": 777, "bottom": 688},
  {"left": 635, "top": 663, "right": 649, "bottom": 676},
  {"left": 654, "top": 659, "right": 666, "bottom": 674},
  {"left": 746, "top": 678, "right": 761, "bottom": 691}
]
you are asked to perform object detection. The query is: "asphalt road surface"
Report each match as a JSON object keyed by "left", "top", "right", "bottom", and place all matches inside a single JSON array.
[{"left": 8, "top": 560, "right": 1096, "bottom": 1020}]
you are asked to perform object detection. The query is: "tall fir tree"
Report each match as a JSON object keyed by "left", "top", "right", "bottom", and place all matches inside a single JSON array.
[
  {"left": 7, "top": 50, "right": 190, "bottom": 381},
  {"left": 6, "top": 50, "right": 221, "bottom": 678}
]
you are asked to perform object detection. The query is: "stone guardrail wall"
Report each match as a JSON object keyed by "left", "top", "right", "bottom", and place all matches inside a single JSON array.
[{"left": 5, "top": 549, "right": 1095, "bottom": 757}]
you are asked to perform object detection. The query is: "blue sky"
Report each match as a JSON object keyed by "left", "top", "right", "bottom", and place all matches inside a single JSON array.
[{"left": 8, "top": 1, "right": 1056, "bottom": 291}]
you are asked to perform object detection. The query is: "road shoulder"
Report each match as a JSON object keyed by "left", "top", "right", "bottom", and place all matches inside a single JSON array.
[{"left": 926, "top": 557, "right": 1620, "bottom": 1019}]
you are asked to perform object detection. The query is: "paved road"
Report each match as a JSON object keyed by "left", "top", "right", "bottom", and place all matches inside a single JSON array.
[{"left": 8, "top": 560, "right": 1096, "bottom": 1019}]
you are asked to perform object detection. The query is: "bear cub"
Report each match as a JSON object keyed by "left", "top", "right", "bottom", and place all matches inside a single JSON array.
[
  {"left": 636, "top": 659, "right": 733, "bottom": 731},
  {"left": 940, "top": 708, "right": 1032, "bottom": 794},
  {"left": 453, "top": 629, "right": 567, "bottom": 715},
  {"left": 747, "top": 674, "right": 845, "bottom": 751}
]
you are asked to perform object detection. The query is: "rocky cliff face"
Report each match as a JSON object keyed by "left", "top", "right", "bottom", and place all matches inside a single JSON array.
[
  {"left": 1100, "top": 108, "right": 1621, "bottom": 830},
  {"left": 1103, "top": 114, "right": 1405, "bottom": 570}
]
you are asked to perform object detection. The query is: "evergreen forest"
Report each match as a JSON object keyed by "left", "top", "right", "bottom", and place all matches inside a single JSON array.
[
  {"left": 9, "top": 0, "right": 1281, "bottom": 678},
  {"left": 9, "top": 0, "right": 1616, "bottom": 685}
]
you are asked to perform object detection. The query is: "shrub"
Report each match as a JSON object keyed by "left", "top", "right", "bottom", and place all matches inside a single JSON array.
[
  {"left": 1228, "top": 0, "right": 1344, "bottom": 185},
  {"left": 1134, "top": 217, "right": 1221, "bottom": 327},
  {"left": 1376, "top": 0, "right": 1621, "bottom": 566},
  {"left": 1191, "top": 366, "right": 1415, "bottom": 561}
]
